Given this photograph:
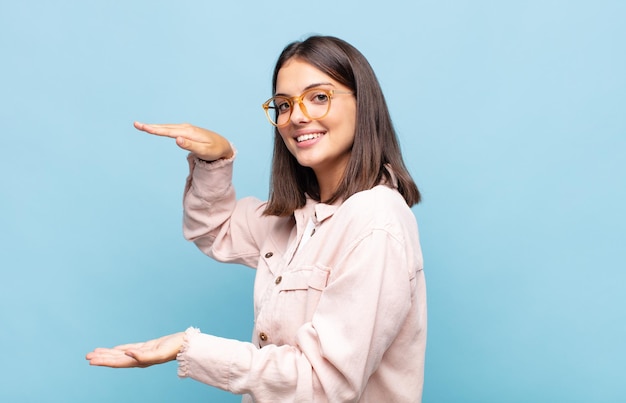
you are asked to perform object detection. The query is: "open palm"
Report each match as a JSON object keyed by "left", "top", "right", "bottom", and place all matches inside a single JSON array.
[{"left": 86, "top": 332, "right": 185, "bottom": 368}]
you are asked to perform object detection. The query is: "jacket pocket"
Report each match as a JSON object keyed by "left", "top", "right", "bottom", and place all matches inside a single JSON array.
[{"left": 276, "top": 265, "right": 330, "bottom": 324}]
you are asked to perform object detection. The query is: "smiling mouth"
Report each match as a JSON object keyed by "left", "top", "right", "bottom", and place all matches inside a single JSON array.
[{"left": 296, "top": 132, "right": 324, "bottom": 143}]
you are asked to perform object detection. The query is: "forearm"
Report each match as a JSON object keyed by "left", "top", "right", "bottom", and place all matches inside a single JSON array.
[
  {"left": 182, "top": 152, "right": 271, "bottom": 268},
  {"left": 183, "top": 153, "right": 237, "bottom": 247}
]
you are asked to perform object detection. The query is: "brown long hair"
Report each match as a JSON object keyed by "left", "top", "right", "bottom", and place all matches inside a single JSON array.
[{"left": 264, "top": 35, "right": 420, "bottom": 216}]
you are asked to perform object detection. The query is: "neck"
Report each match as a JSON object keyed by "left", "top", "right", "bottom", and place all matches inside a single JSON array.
[{"left": 315, "top": 168, "right": 344, "bottom": 202}]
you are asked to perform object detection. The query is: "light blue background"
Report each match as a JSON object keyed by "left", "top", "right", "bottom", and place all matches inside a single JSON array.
[{"left": 1, "top": 1, "right": 624, "bottom": 402}]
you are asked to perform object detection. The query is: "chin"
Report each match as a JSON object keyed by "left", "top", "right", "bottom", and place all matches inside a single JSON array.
[
  {"left": 296, "top": 160, "right": 317, "bottom": 169},
  {"left": 292, "top": 153, "right": 318, "bottom": 169}
]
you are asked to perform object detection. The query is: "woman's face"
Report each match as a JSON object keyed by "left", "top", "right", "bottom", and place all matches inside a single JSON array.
[{"left": 275, "top": 58, "right": 357, "bottom": 186}]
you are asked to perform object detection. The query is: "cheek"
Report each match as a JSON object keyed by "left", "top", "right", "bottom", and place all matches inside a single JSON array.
[
  {"left": 342, "top": 108, "right": 357, "bottom": 142},
  {"left": 343, "top": 120, "right": 357, "bottom": 145}
]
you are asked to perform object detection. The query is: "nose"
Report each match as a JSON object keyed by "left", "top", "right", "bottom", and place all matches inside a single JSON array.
[{"left": 289, "top": 100, "right": 311, "bottom": 124}]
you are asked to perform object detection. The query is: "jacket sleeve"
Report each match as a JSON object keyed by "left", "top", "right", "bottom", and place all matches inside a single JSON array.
[
  {"left": 177, "top": 227, "right": 416, "bottom": 402},
  {"left": 182, "top": 153, "right": 269, "bottom": 269}
]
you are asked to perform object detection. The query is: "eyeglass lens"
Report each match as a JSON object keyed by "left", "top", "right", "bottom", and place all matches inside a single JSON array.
[{"left": 269, "top": 89, "right": 331, "bottom": 126}]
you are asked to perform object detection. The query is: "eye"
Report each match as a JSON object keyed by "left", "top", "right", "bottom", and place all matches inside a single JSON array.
[
  {"left": 307, "top": 90, "right": 330, "bottom": 105},
  {"left": 273, "top": 98, "right": 291, "bottom": 114}
]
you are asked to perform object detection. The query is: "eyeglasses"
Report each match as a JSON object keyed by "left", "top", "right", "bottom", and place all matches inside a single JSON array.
[{"left": 262, "top": 88, "right": 353, "bottom": 127}]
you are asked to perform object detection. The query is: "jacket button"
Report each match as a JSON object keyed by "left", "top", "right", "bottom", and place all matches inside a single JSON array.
[
  {"left": 259, "top": 332, "right": 268, "bottom": 342},
  {"left": 264, "top": 252, "right": 274, "bottom": 258},
  {"left": 275, "top": 276, "right": 282, "bottom": 285}
]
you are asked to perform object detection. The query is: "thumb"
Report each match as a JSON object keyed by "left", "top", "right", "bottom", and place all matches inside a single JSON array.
[
  {"left": 124, "top": 349, "right": 139, "bottom": 360},
  {"left": 176, "top": 136, "right": 188, "bottom": 149},
  {"left": 124, "top": 349, "right": 154, "bottom": 367}
]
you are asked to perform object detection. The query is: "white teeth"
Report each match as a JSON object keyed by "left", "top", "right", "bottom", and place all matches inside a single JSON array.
[{"left": 296, "top": 133, "right": 323, "bottom": 142}]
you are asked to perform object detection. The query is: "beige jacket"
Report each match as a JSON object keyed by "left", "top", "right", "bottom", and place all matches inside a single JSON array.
[{"left": 177, "top": 154, "right": 427, "bottom": 403}]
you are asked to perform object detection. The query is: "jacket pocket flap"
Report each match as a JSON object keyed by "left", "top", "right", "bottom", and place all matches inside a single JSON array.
[
  {"left": 278, "top": 266, "right": 330, "bottom": 291},
  {"left": 307, "top": 266, "right": 330, "bottom": 291}
]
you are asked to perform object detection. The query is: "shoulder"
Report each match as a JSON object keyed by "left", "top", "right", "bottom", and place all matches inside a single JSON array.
[
  {"left": 336, "top": 185, "right": 417, "bottom": 238},
  {"left": 348, "top": 183, "right": 406, "bottom": 204},
  {"left": 342, "top": 184, "right": 413, "bottom": 217},
  {"left": 326, "top": 185, "right": 423, "bottom": 275}
]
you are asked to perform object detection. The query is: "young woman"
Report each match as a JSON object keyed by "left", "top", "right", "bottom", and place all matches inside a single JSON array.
[{"left": 87, "top": 35, "right": 427, "bottom": 403}]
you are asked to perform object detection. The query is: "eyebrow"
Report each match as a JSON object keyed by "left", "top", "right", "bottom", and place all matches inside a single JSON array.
[{"left": 274, "top": 82, "right": 335, "bottom": 97}]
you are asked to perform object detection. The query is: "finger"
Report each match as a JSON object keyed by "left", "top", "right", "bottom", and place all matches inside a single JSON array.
[
  {"left": 134, "top": 122, "right": 178, "bottom": 138},
  {"left": 87, "top": 349, "right": 139, "bottom": 368},
  {"left": 135, "top": 122, "right": 187, "bottom": 131},
  {"left": 87, "top": 347, "right": 129, "bottom": 357},
  {"left": 175, "top": 137, "right": 215, "bottom": 159},
  {"left": 137, "top": 122, "right": 225, "bottom": 144},
  {"left": 124, "top": 349, "right": 166, "bottom": 367},
  {"left": 134, "top": 122, "right": 191, "bottom": 139},
  {"left": 88, "top": 355, "right": 138, "bottom": 368},
  {"left": 175, "top": 136, "right": 192, "bottom": 150},
  {"left": 111, "top": 342, "right": 144, "bottom": 351}
]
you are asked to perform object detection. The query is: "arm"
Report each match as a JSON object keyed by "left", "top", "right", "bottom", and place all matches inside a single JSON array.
[
  {"left": 179, "top": 229, "right": 417, "bottom": 402},
  {"left": 135, "top": 122, "right": 269, "bottom": 268},
  {"left": 85, "top": 123, "right": 258, "bottom": 368},
  {"left": 182, "top": 154, "right": 270, "bottom": 268}
]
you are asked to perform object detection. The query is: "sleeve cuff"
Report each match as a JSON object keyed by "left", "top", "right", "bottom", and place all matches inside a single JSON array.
[
  {"left": 188, "top": 144, "right": 237, "bottom": 171},
  {"left": 177, "top": 326, "right": 201, "bottom": 378},
  {"left": 184, "top": 145, "right": 237, "bottom": 201}
]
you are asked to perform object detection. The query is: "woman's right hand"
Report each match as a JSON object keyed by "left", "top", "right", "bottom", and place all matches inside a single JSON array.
[{"left": 134, "top": 122, "right": 234, "bottom": 162}]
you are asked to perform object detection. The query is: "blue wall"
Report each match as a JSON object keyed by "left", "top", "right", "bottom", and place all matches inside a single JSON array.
[{"left": 1, "top": 1, "right": 624, "bottom": 401}]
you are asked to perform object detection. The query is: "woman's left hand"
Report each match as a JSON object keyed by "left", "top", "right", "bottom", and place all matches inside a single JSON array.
[{"left": 86, "top": 332, "right": 185, "bottom": 368}]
